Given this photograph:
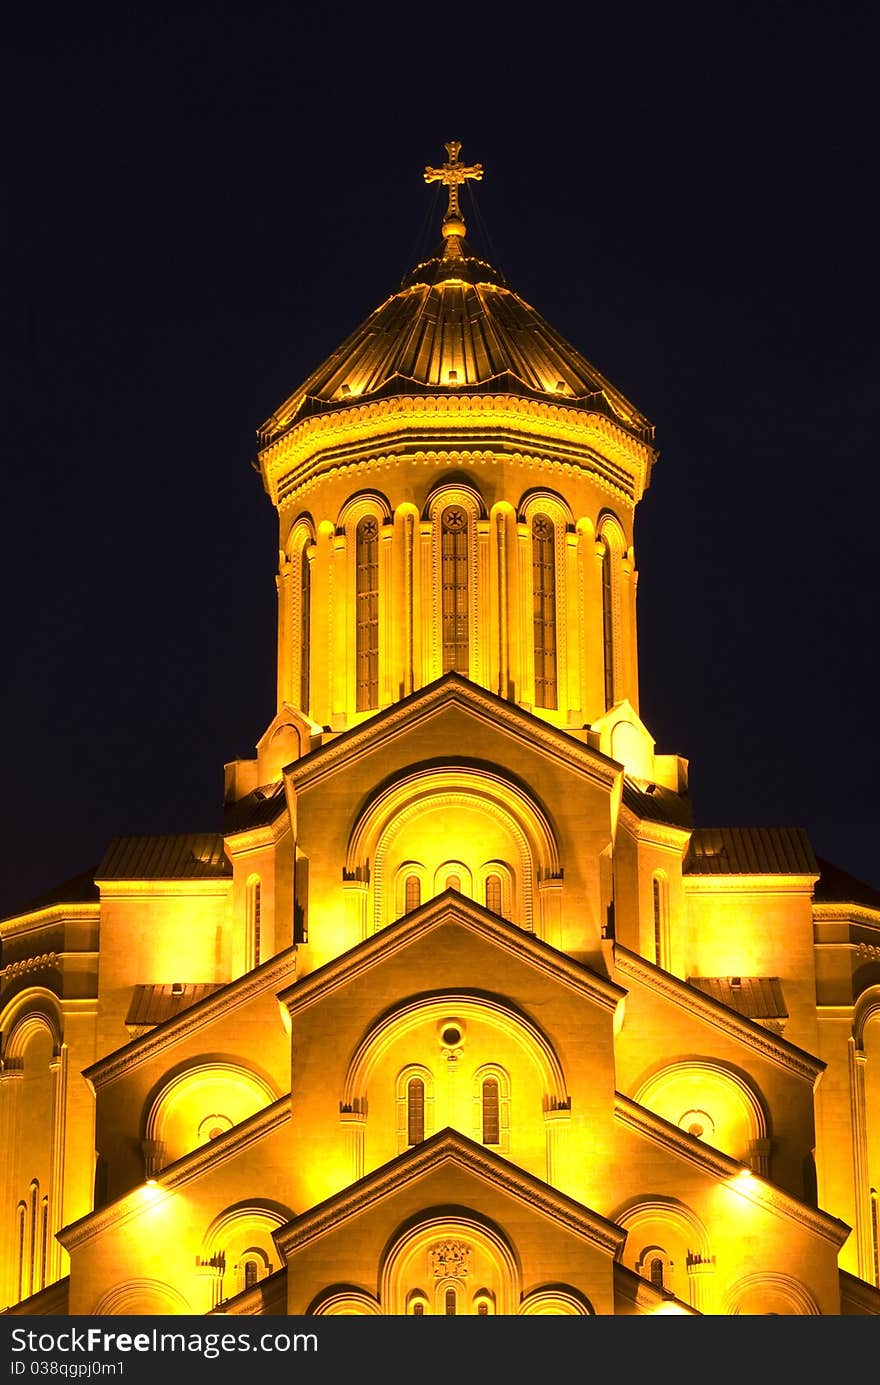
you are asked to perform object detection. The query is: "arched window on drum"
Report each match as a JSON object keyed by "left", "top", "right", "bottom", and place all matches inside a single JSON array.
[
  {"left": 531, "top": 514, "right": 557, "bottom": 709},
  {"left": 441, "top": 505, "right": 469, "bottom": 675},
  {"left": 355, "top": 515, "right": 379, "bottom": 711}
]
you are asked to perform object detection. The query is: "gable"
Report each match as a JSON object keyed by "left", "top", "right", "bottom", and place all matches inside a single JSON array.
[{"left": 275, "top": 1128, "right": 624, "bottom": 1315}]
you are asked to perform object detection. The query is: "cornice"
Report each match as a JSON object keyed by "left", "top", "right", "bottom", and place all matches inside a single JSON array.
[
  {"left": 58, "top": 1097, "right": 290, "bottom": 1252},
  {"left": 613, "top": 945, "right": 824, "bottom": 1083},
  {"left": 0, "top": 902, "right": 99, "bottom": 938},
  {"left": 683, "top": 873, "right": 817, "bottom": 895},
  {"left": 614, "top": 1095, "right": 850, "bottom": 1248},
  {"left": 281, "top": 891, "right": 625, "bottom": 1017},
  {"left": 274, "top": 1129, "right": 625, "bottom": 1258},
  {"left": 223, "top": 815, "right": 291, "bottom": 852},
  {"left": 813, "top": 902, "right": 880, "bottom": 926},
  {"left": 0, "top": 951, "right": 59, "bottom": 982},
  {"left": 616, "top": 805, "right": 691, "bottom": 849},
  {"left": 286, "top": 674, "right": 621, "bottom": 796},
  {"left": 261, "top": 394, "right": 652, "bottom": 506},
  {"left": 95, "top": 879, "right": 231, "bottom": 900},
  {"left": 84, "top": 948, "right": 296, "bottom": 1091}
]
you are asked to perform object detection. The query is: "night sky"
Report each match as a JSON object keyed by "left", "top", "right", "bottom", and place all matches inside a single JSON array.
[{"left": 2, "top": 3, "right": 878, "bottom": 920}]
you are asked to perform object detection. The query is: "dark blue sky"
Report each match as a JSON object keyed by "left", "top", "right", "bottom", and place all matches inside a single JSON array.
[{"left": 2, "top": 2, "right": 878, "bottom": 917}]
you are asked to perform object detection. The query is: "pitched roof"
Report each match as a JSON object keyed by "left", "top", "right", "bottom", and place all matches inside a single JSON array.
[
  {"left": 622, "top": 779, "right": 692, "bottom": 829},
  {"left": 125, "top": 982, "right": 224, "bottom": 1027},
  {"left": 684, "top": 826, "right": 817, "bottom": 876},
  {"left": 222, "top": 781, "right": 286, "bottom": 835},
  {"left": 687, "top": 975, "right": 788, "bottom": 1021},
  {"left": 96, "top": 834, "right": 231, "bottom": 880}
]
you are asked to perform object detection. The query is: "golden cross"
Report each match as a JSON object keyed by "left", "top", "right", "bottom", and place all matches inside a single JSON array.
[{"left": 424, "top": 140, "right": 483, "bottom": 225}]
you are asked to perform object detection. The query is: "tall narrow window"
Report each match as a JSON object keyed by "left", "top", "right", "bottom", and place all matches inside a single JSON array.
[
  {"left": 407, "top": 1078, "right": 425, "bottom": 1145},
  {"left": 244, "top": 1260, "right": 259, "bottom": 1290},
  {"left": 871, "top": 1188, "right": 879, "bottom": 1288},
  {"left": 485, "top": 874, "right": 502, "bottom": 916},
  {"left": 412, "top": 1301, "right": 425, "bottom": 1316},
  {"left": 532, "top": 515, "right": 557, "bottom": 709},
  {"left": 652, "top": 876, "right": 663, "bottom": 969},
  {"left": 650, "top": 1257, "right": 664, "bottom": 1289},
  {"left": 445, "top": 1287, "right": 457, "bottom": 1315},
  {"left": 16, "top": 1202, "right": 26, "bottom": 1303},
  {"left": 355, "top": 516, "right": 379, "bottom": 711},
  {"left": 300, "top": 546, "right": 311, "bottom": 713},
  {"left": 405, "top": 874, "right": 421, "bottom": 914},
  {"left": 601, "top": 538, "right": 614, "bottom": 710},
  {"left": 482, "top": 1078, "right": 500, "bottom": 1145},
  {"left": 441, "top": 506, "right": 469, "bottom": 674},
  {"left": 445, "top": 874, "right": 461, "bottom": 893},
  {"left": 247, "top": 877, "right": 262, "bottom": 970},
  {"left": 28, "top": 1182, "right": 38, "bottom": 1298},
  {"left": 39, "top": 1196, "right": 48, "bottom": 1290}
]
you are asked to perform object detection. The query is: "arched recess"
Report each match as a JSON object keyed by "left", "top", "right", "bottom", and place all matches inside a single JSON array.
[
  {"left": 343, "top": 993, "right": 567, "bottom": 1112},
  {"left": 472, "top": 1063, "right": 511, "bottom": 1154},
  {"left": 723, "top": 1272, "right": 820, "bottom": 1315},
  {"left": 432, "top": 859, "right": 473, "bottom": 898},
  {"left": 201, "top": 1199, "right": 291, "bottom": 1307},
  {"left": 381, "top": 1212, "right": 519, "bottom": 1315},
  {"left": 395, "top": 1064, "right": 435, "bottom": 1152},
  {"left": 92, "top": 1279, "right": 192, "bottom": 1315},
  {"left": 144, "top": 1062, "right": 278, "bottom": 1172},
  {"left": 425, "top": 481, "right": 485, "bottom": 683},
  {"left": 634, "top": 1061, "right": 769, "bottom": 1167},
  {"left": 479, "top": 860, "right": 514, "bottom": 919},
  {"left": 342, "top": 992, "right": 567, "bottom": 1179},
  {"left": 853, "top": 985, "right": 880, "bottom": 1283},
  {"left": 1, "top": 991, "right": 63, "bottom": 1063},
  {"left": 1, "top": 995, "right": 66, "bottom": 1297},
  {"left": 597, "top": 511, "right": 627, "bottom": 711},
  {"left": 614, "top": 1197, "right": 712, "bottom": 1308},
  {"left": 518, "top": 490, "right": 574, "bottom": 716},
  {"left": 310, "top": 1286, "right": 382, "bottom": 1315},
  {"left": 520, "top": 1284, "right": 594, "bottom": 1315},
  {"left": 345, "top": 764, "right": 560, "bottom": 935}
]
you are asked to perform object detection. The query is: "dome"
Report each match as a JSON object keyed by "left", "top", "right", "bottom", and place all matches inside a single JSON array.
[{"left": 258, "top": 146, "right": 652, "bottom": 449}]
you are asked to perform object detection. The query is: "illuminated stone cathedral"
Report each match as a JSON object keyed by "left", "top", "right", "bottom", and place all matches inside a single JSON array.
[{"left": 3, "top": 143, "right": 880, "bottom": 1317}]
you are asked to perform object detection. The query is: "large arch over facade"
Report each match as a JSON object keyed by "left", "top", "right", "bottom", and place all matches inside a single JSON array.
[
  {"left": 0, "top": 992, "right": 68, "bottom": 1302},
  {"left": 345, "top": 764, "right": 561, "bottom": 935},
  {"left": 143, "top": 1061, "right": 279, "bottom": 1173},
  {"left": 380, "top": 1212, "right": 519, "bottom": 1315},
  {"left": 633, "top": 1060, "right": 770, "bottom": 1169},
  {"left": 200, "top": 1199, "right": 291, "bottom": 1309},
  {"left": 340, "top": 992, "right": 570, "bottom": 1185},
  {"left": 613, "top": 1196, "right": 713, "bottom": 1311},
  {"left": 92, "top": 1279, "right": 193, "bottom": 1315},
  {"left": 723, "top": 1271, "right": 821, "bottom": 1315}
]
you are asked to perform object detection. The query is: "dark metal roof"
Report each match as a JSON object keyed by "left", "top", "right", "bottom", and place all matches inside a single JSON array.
[
  {"left": 687, "top": 975, "right": 788, "bottom": 1020},
  {"left": 222, "top": 781, "right": 286, "bottom": 835},
  {"left": 684, "top": 826, "right": 817, "bottom": 876},
  {"left": 125, "top": 982, "right": 224, "bottom": 1027},
  {"left": 621, "top": 779, "right": 692, "bottom": 829},
  {"left": 258, "top": 251, "right": 653, "bottom": 445},
  {"left": 96, "top": 834, "right": 231, "bottom": 880},
  {"left": 814, "top": 856, "right": 880, "bottom": 911}
]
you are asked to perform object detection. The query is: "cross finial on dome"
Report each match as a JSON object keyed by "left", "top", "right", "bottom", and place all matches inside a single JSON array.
[{"left": 424, "top": 140, "right": 483, "bottom": 250}]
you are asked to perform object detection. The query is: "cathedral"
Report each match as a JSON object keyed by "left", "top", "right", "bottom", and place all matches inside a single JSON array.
[{"left": 2, "top": 143, "right": 879, "bottom": 1318}]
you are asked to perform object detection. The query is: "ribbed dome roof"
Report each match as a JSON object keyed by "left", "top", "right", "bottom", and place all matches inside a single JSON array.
[{"left": 259, "top": 165, "right": 653, "bottom": 447}]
